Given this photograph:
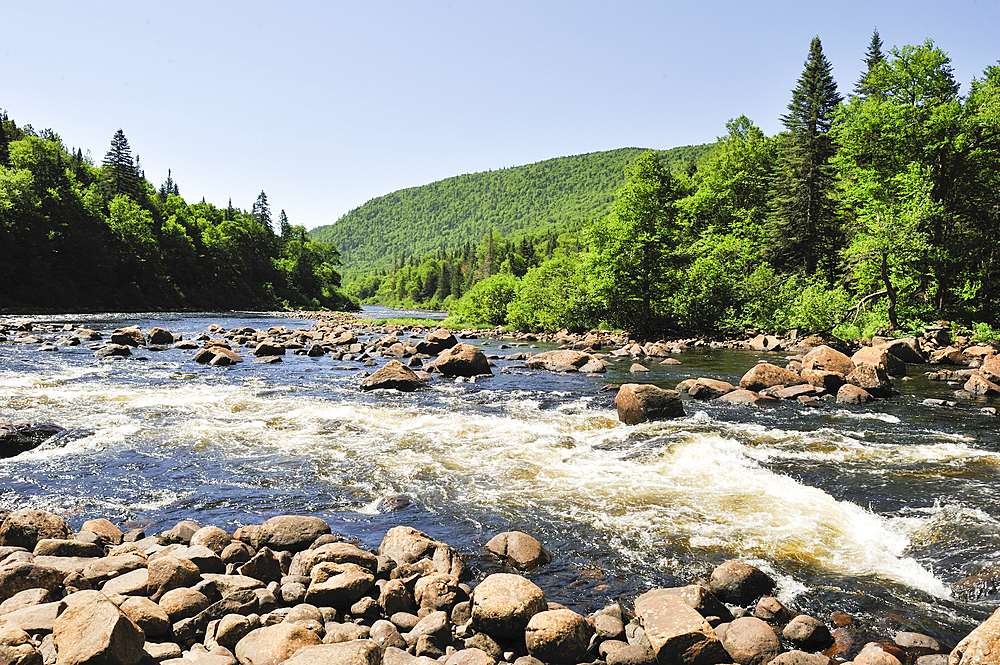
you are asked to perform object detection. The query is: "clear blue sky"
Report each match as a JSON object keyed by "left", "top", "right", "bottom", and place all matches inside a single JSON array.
[{"left": 4, "top": 1, "right": 998, "bottom": 230}]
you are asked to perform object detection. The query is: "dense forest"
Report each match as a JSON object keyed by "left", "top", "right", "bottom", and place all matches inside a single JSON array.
[
  {"left": 309, "top": 145, "right": 710, "bottom": 274},
  {"left": 339, "top": 33, "right": 1000, "bottom": 340},
  {"left": 0, "top": 122, "right": 356, "bottom": 311}
]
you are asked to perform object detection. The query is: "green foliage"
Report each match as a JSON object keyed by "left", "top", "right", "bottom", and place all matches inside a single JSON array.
[
  {"left": 788, "top": 279, "right": 853, "bottom": 332},
  {"left": 972, "top": 322, "right": 1000, "bottom": 344},
  {"left": 455, "top": 272, "right": 520, "bottom": 327},
  {"left": 309, "top": 145, "right": 711, "bottom": 273},
  {"left": 506, "top": 255, "right": 598, "bottom": 333}
]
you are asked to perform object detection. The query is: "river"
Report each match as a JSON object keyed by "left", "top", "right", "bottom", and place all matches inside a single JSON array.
[{"left": 1, "top": 310, "right": 999, "bottom": 646}]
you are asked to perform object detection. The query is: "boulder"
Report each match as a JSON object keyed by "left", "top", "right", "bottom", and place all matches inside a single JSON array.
[
  {"left": 0, "top": 509, "right": 70, "bottom": 550},
  {"left": 146, "top": 555, "right": 202, "bottom": 602},
  {"left": 146, "top": 327, "right": 175, "bottom": 345},
  {"left": 80, "top": 518, "right": 124, "bottom": 546},
  {"left": 855, "top": 643, "right": 904, "bottom": 665},
  {"left": 0, "top": 563, "right": 65, "bottom": 604},
  {"left": 525, "top": 350, "right": 599, "bottom": 373},
  {"left": 447, "top": 648, "right": 497, "bottom": 665},
  {"left": 853, "top": 347, "right": 906, "bottom": 377},
  {"left": 846, "top": 363, "right": 894, "bottom": 398},
  {"left": 722, "top": 616, "right": 781, "bottom": 665},
  {"left": 525, "top": 609, "right": 594, "bottom": 664},
  {"left": 965, "top": 374, "right": 1000, "bottom": 397},
  {"left": 877, "top": 337, "right": 925, "bottom": 364},
  {"left": 0, "top": 421, "right": 66, "bottom": 458},
  {"left": 783, "top": 614, "right": 832, "bottom": 650},
  {"left": 749, "top": 335, "right": 783, "bottom": 352},
  {"left": 633, "top": 589, "right": 727, "bottom": 665},
  {"left": 289, "top": 542, "right": 378, "bottom": 577},
  {"left": 770, "top": 652, "right": 832, "bottom": 665},
  {"left": 708, "top": 560, "right": 775, "bottom": 605},
  {"left": 284, "top": 640, "right": 382, "bottom": 665},
  {"left": 238, "top": 547, "right": 283, "bottom": 584},
  {"left": 254, "top": 515, "right": 331, "bottom": 553},
  {"left": 52, "top": 591, "right": 145, "bottom": 665},
  {"left": 33, "top": 539, "right": 103, "bottom": 558},
  {"left": 716, "top": 389, "right": 770, "bottom": 406},
  {"left": 378, "top": 526, "right": 468, "bottom": 580},
  {"left": 837, "top": 383, "right": 872, "bottom": 404},
  {"left": 189, "top": 526, "right": 231, "bottom": 555},
  {"left": 614, "top": 384, "right": 685, "bottom": 425},
  {"left": 118, "top": 596, "right": 171, "bottom": 637},
  {"left": 0, "top": 600, "right": 64, "bottom": 634},
  {"left": 415, "top": 330, "right": 458, "bottom": 356},
  {"left": 485, "top": 531, "right": 551, "bottom": 570},
  {"left": 802, "top": 345, "right": 856, "bottom": 376},
  {"left": 470, "top": 573, "right": 547, "bottom": 640},
  {"left": 428, "top": 344, "right": 492, "bottom": 377},
  {"left": 754, "top": 595, "right": 793, "bottom": 624},
  {"left": 413, "top": 573, "right": 461, "bottom": 612},
  {"left": 801, "top": 369, "right": 846, "bottom": 394},
  {"left": 739, "top": 363, "right": 805, "bottom": 392},
  {"left": 0, "top": 624, "right": 43, "bottom": 665},
  {"left": 980, "top": 355, "right": 1000, "bottom": 384},
  {"left": 687, "top": 378, "right": 736, "bottom": 400},
  {"left": 951, "top": 606, "right": 1000, "bottom": 665},
  {"left": 110, "top": 327, "right": 146, "bottom": 347},
  {"left": 305, "top": 562, "right": 375, "bottom": 608},
  {"left": 234, "top": 622, "right": 323, "bottom": 665},
  {"left": 360, "top": 360, "right": 426, "bottom": 392},
  {"left": 253, "top": 341, "right": 286, "bottom": 357},
  {"left": 656, "top": 585, "right": 733, "bottom": 624}
]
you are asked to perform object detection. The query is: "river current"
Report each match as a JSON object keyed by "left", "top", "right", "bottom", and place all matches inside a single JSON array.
[{"left": 2, "top": 310, "right": 999, "bottom": 645}]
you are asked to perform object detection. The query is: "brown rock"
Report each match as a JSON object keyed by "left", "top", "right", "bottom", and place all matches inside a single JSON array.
[
  {"left": 290, "top": 542, "right": 378, "bottom": 578},
  {"left": 378, "top": 526, "right": 468, "bottom": 580},
  {"left": 740, "top": 363, "right": 805, "bottom": 392},
  {"left": 189, "top": 526, "right": 231, "bottom": 555},
  {"left": 0, "top": 600, "right": 64, "bottom": 634},
  {"left": 749, "top": 335, "right": 783, "bottom": 352},
  {"left": 413, "top": 573, "right": 460, "bottom": 612},
  {"left": 0, "top": 624, "right": 43, "bottom": 665},
  {"left": 980, "top": 355, "right": 1000, "bottom": 383},
  {"left": 118, "top": 596, "right": 171, "bottom": 637},
  {"left": 525, "top": 608, "right": 594, "bottom": 664},
  {"left": 360, "top": 360, "right": 426, "bottom": 392},
  {"left": 633, "top": 589, "right": 727, "bottom": 665},
  {"left": 33, "top": 539, "right": 103, "bottom": 558},
  {"left": 0, "top": 588, "right": 54, "bottom": 615},
  {"left": 238, "top": 547, "right": 283, "bottom": 584},
  {"left": 110, "top": 327, "right": 146, "bottom": 347},
  {"left": 305, "top": 562, "right": 375, "bottom": 608},
  {"left": 101, "top": 568, "right": 149, "bottom": 597},
  {"left": 285, "top": 640, "right": 382, "bottom": 665},
  {"left": 783, "top": 614, "right": 832, "bottom": 650},
  {"left": 257, "top": 515, "right": 331, "bottom": 552},
  {"left": 656, "top": 585, "right": 733, "bottom": 624},
  {"left": 855, "top": 643, "right": 903, "bottom": 665},
  {"left": 614, "top": 384, "right": 685, "bottom": 425},
  {"left": 52, "top": 591, "right": 145, "bottom": 665},
  {"left": 146, "top": 555, "right": 202, "bottom": 602},
  {"left": 801, "top": 369, "right": 846, "bottom": 393},
  {"left": 688, "top": 378, "right": 736, "bottom": 400},
  {"left": 775, "top": 384, "right": 823, "bottom": 400},
  {"left": 484, "top": 531, "right": 551, "bottom": 570},
  {"left": 80, "top": 518, "right": 124, "bottom": 546},
  {"left": 470, "top": 573, "right": 547, "bottom": 640},
  {"left": 769, "top": 652, "right": 832, "bottom": 665},
  {"left": 416, "top": 330, "right": 458, "bottom": 356},
  {"left": 837, "top": 383, "right": 872, "bottom": 404},
  {"left": 708, "top": 560, "right": 775, "bottom": 605},
  {"left": 853, "top": 347, "right": 906, "bottom": 377},
  {"left": 234, "top": 622, "right": 323, "bottom": 665},
  {"left": 846, "top": 363, "right": 894, "bottom": 398},
  {"left": 0, "top": 563, "right": 65, "bottom": 605},
  {"left": 157, "top": 587, "right": 211, "bottom": 623},
  {"left": 428, "top": 344, "right": 492, "bottom": 377},
  {"left": 877, "top": 337, "right": 925, "bottom": 364},
  {"left": 754, "top": 596, "right": 793, "bottom": 624},
  {"left": 802, "top": 345, "right": 855, "bottom": 376},
  {"left": 965, "top": 374, "right": 1000, "bottom": 396},
  {"left": 721, "top": 616, "right": 781, "bottom": 665},
  {"left": 446, "top": 648, "right": 497, "bottom": 665},
  {"left": 950, "top": 605, "right": 1000, "bottom": 665},
  {"left": 525, "top": 350, "right": 598, "bottom": 373},
  {"left": 253, "top": 341, "right": 286, "bottom": 357},
  {"left": 716, "top": 389, "right": 770, "bottom": 406},
  {"left": 0, "top": 510, "right": 70, "bottom": 550}
]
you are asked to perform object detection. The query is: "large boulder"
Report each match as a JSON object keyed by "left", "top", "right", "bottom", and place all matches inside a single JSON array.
[
  {"left": 722, "top": 616, "right": 782, "bottom": 665},
  {"left": 852, "top": 347, "right": 906, "bottom": 377},
  {"left": 801, "top": 345, "right": 856, "bottom": 376},
  {"left": 254, "top": 515, "right": 331, "bottom": 552},
  {"left": 951, "top": 606, "right": 1000, "bottom": 665},
  {"left": 526, "top": 350, "right": 602, "bottom": 373},
  {"left": 708, "top": 560, "right": 775, "bottom": 605},
  {"left": 360, "top": 360, "right": 426, "bottom": 392},
  {"left": 110, "top": 327, "right": 146, "bottom": 347},
  {"left": 416, "top": 330, "right": 458, "bottom": 356},
  {"left": 235, "top": 622, "right": 323, "bottom": 665},
  {"left": 837, "top": 384, "right": 872, "bottom": 404},
  {"left": 965, "top": 374, "right": 1000, "bottom": 397},
  {"left": 378, "top": 526, "right": 468, "bottom": 580},
  {"left": 740, "top": 363, "right": 806, "bottom": 392},
  {"left": 656, "top": 585, "right": 733, "bottom": 623},
  {"left": 687, "top": 378, "right": 736, "bottom": 400},
  {"left": 877, "top": 337, "right": 925, "bottom": 364},
  {"left": 980, "top": 355, "right": 1000, "bottom": 384},
  {"left": 633, "top": 589, "right": 727, "bottom": 665},
  {"left": 525, "top": 609, "right": 594, "bottom": 664},
  {"left": 485, "top": 531, "right": 551, "bottom": 570},
  {"left": 0, "top": 624, "right": 42, "bottom": 665},
  {"left": 0, "top": 422, "right": 66, "bottom": 458},
  {"left": 284, "top": 640, "right": 383, "bottom": 665},
  {"left": 428, "top": 344, "right": 492, "bottom": 377},
  {"left": 783, "top": 615, "right": 832, "bottom": 651},
  {"left": 289, "top": 542, "right": 378, "bottom": 578},
  {"left": 0, "top": 510, "right": 70, "bottom": 550},
  {"left": 614, "top": 384, "right": 685, "bottom": 425},
  {"left": 52, "top": 591, "right": 145, "bottom": 665},
  {"left": 146, "top": 555, "right": 202, "bottom": 602},
  {"left": 0, "top": 563, "right": 65, "bottom": 604},
  {"left": 305, "top": 562, "right": 375, "bottom": 608},
  {"left": 846, "top": 363, "right": 894, "bottom": 398},
  {"left": 470, "top": 573, "right": 547, "bottom": 640}
]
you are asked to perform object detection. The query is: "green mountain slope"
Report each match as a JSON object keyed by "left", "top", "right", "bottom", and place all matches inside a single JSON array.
[{"left": 310, "top": 145, "right": 711, "bottom": 272}]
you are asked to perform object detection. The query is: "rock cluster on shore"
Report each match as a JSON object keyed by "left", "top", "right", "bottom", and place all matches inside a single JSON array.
[{"left": 0, "top": 508, "right": 989, "bottom": 665}]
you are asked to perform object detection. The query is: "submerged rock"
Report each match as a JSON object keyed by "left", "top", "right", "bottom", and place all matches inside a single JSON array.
[{"left": 0, "top": 421, "right": 65, "bottom": 458}]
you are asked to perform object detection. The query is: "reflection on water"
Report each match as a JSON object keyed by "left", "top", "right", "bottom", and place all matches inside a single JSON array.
[{"left": 1, "top": 312, "right": 998, "bottom": 643}]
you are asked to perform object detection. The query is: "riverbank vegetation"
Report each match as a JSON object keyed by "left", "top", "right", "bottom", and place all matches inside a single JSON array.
[
  {"left": 334, "top": 33, "right": 999, "bottom": 341},
  {"left": 0, "top": 124, "right": 356, "bottom": 311}
]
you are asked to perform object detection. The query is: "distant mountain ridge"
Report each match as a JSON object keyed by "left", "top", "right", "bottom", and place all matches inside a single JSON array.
[{"left": 309, "top": 145, "right": 711, "bottom": 272}]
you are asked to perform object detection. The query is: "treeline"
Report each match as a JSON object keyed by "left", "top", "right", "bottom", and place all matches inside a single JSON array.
[
  {"left": 0, "top": 121, "right": 356, "bottom": 311},
  {"left": 371, "top": 34, "right": 1000, "bottom": 339},
  {"left": 309, "top": 145, "right": 710, "bottom": 274}
]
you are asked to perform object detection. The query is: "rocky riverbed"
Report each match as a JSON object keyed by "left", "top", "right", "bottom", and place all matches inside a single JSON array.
[{"left": 0, "top": 507, "right": 994, "bottom": 665}]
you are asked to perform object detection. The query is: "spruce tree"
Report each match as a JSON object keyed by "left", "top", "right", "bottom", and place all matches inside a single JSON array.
[
  {"left": 102, "top": 129, "right": 142, "bottom": 200},
  {"left": 279, "top": 209, "right": 292, "bottom": 238},
  {"left": 767, "top": 36, "right": 843, "bottom": 276},
  {"left": 0, "top": 115, "right": 9, "bottom": 167},
  {"left": 251, "top": 191, "right": 272, "bottom": 229},
  {"left": 854, "top": 29, "right": 886, "bottom": 98}
]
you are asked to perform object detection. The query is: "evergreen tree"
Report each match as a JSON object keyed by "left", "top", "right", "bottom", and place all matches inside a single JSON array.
[
  {"left": 279, "top": 209, "right": 292, "bottom": 239},
  {"left": 0, "top": 114, "right": 9, "bottom": 167},
  {"left": 158, "top": 169, "right": 179, "bottom": 200},
  {"left": 101, "top": 129, "right": 142, "bottom": 200},
  {"left": 854, "top": 29, "right": 886, "bottom": 98},
  {"left": 767, "top": 36, "right": 843, "bottom": 277},
  {"left": 251, "top": 191, "right": 272, "bottom": 229}
]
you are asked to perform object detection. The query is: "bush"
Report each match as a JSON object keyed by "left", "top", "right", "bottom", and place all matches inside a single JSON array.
[
  {"left": 788, "top": 279, "right": 853, "bottom": 332},
  {"left": 506, "top": 256, "right": 598, "bottom": 333},
  {"left": 454, "top": 273, "right": 520, "bottom": 326}
]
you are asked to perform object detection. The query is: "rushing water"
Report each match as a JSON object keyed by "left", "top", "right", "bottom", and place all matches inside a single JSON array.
[{"left": 2, "top": 310, "right": 999, "bottom": 646}]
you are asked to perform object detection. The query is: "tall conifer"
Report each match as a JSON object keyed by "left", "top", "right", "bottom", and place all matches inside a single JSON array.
[
  {"left": 855, "top": 29, "right": 886, "bottom": 98},
  {"left": 102, "top": 129, "right": 142, "bottom": 200},
  {"left": 767, "top": 36, "right": 843, "bottom": 276}
]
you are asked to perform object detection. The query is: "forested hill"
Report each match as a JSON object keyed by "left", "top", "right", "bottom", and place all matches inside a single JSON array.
[{"left": 309, "top": 145, "right": 710, "bottom": 272}]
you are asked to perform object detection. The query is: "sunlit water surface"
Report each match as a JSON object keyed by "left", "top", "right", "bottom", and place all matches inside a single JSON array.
[{"left": 2, "top": 310, "right": 999, "bottom": 645}]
